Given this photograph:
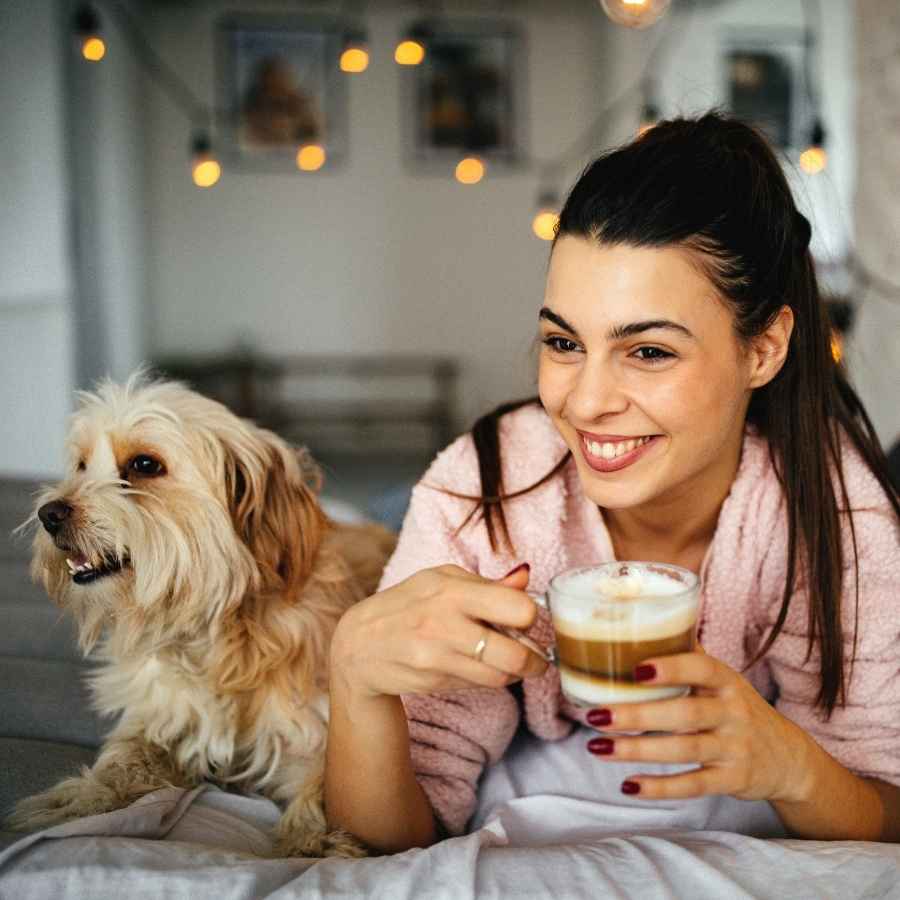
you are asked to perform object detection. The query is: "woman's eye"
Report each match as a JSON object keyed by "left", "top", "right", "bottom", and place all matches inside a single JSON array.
[
  {"left": 543, "top": 336, "right": 582, "bottom": 354},
  {"left": 128, "top": 455, "right": 165, "bottom": 477},
  {"left": 632, "top": 346, "right": 674, "bottom": 363}
]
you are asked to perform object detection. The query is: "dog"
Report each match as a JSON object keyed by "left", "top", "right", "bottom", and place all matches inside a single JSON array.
[{"left": 6, "top": 371, "right": 397, "bottom": 858}]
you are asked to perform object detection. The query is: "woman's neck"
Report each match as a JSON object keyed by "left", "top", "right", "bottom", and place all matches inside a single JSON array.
[{"left": 601, "top": 429, "right": 744, "bottom": 566}]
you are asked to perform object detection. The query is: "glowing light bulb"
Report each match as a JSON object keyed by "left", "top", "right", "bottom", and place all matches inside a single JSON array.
[
  {"left": 191, "top": 133, "right": 221, "bottom": 188},
  {"left": 799, "top": 146, "right": 827, "bottom": 174},
  {"left": 599, "top": 0, "right": 671, "bottom": 29},
  {"left": 81, "top": 36, "right": 105, "bottom": 61},
  {"left": 532, "top": 211, "right": 559, "bottom": 241},
  {"left": 297, "top": 144, "right": 326, "bottom": 171},
  {"left": 532, "top": 192, "right": 560, "bottom": 241},
  {"left": 395, "top": 40, "right": 426, "bottom": 66},
  {"left": 455, "top": 157, "right": 485, "bottom": 185},
  {"left": 340, "top": 47, "right": 369, "bottom": 73},
  {"left": 830, "top": 329, "right": 843, "bottom": 364},
  {"left": 74, "top": 5, "right": 104, "bottom": 61},
  {"left": 192, "top": 159, "right": 221, "bottom": 188},
  {"left": 800, "top": 119, "right": 828, "bottom": 174},
  {"left": 637, "top": 101, "right": 660, "bottom": 137}
]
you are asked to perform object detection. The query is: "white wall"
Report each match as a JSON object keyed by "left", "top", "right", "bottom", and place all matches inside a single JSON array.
[
  {"left": 651, "top": 0, "right": 855, "bottom": 275},
  {"left": 0, "top": 0, "right": 75, "bottom": 478},
  {"left": 143, "top": 0, "right": 612, "bottom": 431}
]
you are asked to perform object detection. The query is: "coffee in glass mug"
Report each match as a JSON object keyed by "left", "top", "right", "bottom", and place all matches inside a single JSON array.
[{"left": 525, "top": 562, "right": 700, "bottom": 707}]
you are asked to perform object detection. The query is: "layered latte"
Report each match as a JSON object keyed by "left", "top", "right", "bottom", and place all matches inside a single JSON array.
[{"left": 548, "top": 563, "right": 699, "bottom": 706}]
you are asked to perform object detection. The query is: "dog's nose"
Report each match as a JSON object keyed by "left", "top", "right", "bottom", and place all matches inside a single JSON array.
[{"left": 37, "top": 500, "right": 73, "bottom": 535}]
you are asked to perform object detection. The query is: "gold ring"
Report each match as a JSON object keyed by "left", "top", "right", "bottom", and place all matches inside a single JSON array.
[{"left": 473, "top": 634, "right": 488, "bottom": 662}]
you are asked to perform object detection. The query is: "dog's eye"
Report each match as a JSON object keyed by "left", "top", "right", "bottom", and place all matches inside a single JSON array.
[
  {"left": 77, "top": 460, "right": 86, "bottom": 472},
  {"left": 128, "top": 455, "right": 165, "bottom": 477}
]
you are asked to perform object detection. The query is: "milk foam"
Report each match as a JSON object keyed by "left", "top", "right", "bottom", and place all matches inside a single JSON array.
[{"left": 550, "top": 566, "right": 698, "bottom": 641}]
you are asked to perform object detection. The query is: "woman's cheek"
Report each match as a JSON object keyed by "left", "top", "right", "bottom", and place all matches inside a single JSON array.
[{"left": 537, "top": 358, "right": 564, "bottom": 412}]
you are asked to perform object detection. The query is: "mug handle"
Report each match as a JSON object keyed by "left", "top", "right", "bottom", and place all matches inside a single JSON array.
[{"left": 487, "top": 591, "right": 555, "bottom": 663}]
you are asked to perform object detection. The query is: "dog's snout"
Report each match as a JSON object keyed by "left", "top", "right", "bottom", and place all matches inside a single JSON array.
[{"left": 38, "top": 500, "right": 73, "bottom": 535}]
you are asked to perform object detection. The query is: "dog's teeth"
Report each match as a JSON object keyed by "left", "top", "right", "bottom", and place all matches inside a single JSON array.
[{"left": 66, "top": 558, "right": 77, "bottom": 572}]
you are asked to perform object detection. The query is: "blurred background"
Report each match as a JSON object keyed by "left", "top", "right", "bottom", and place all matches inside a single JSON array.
[{"left": 2, "top": 0, "right": 899, "bottom": 527}]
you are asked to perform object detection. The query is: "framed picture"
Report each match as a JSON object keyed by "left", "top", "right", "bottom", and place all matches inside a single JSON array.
[
  {"left": 719, "top": 27, "right": 811, "bottom": 153},
  {"left": 403, "top": 18, "right": 526, "bottom": 171},
  {"left": 216, "top": 14, "right": 348, "bottom": 171}
]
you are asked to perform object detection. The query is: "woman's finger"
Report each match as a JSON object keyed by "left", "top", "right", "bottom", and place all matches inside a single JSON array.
[
  {"left": 617, "top": 764, "right": 733, "bottom": 800},
  {"left": 631, "top": 650, "right": 732, "bottom": 692},
  {"left": 591, "top": 696, "right": 723, "bottom": 734},
  {"left": 455, "top": 580, "right": 543, "bottom": 630},
  {"left": 590, "top": 729, "right": 723, "bottom": 765},
  {"left": 450, "top": 621, "right": 549, "bottom": 679}
]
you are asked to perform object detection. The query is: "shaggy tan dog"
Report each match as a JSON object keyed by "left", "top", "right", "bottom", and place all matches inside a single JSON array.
[{"left": 6, "top": 372, "right": 396, "bottom": 857}]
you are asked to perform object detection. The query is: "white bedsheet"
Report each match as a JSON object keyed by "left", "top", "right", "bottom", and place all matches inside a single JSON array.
[{"left": 2, "top": 725, "right": 898, "bottom": 899}]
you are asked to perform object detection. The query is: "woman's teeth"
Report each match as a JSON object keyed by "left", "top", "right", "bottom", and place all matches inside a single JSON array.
[{"left": 583, "top": 435, "right": 652, "bottom": 460}]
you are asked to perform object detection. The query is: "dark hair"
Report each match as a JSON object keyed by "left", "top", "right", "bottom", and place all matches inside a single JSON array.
[{"left": 461, "top": 110, "right": 900, "bottom": 720}]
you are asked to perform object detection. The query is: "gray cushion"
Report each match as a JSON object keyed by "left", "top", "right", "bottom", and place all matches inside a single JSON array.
[
  {"left": 0, "top": 656, "right": 109, "bottom": 748},
  {"left": 0, "top": 736, "right": 98, "bottom": 846},
  {"left": 0, "top": 562, "right": 82, "bottom": 662}
]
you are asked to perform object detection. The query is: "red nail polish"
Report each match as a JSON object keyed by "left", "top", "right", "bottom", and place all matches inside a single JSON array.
[
  {"left": 634, "top": 664, "right": 656, "bottom": 682},
  {"left": 503, "top": 563, "right": 530, "bottom": 578},
  {"left": 621, "top": 780, "right": 641, "bottom": 795},
  {"left": 587, "top": 737, "right": 614, "bottom": 755},
  {"left": 586, "top": 708, "right": 612, "bottom": 727}
]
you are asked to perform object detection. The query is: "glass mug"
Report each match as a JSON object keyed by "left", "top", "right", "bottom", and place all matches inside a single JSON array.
[{"left": 492, "top": 561, "right": 700, "bottom": 708}]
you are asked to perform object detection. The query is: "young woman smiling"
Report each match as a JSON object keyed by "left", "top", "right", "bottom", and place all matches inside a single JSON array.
[{"left": 325, "top": 111, "right": 900, "bottom": 854}]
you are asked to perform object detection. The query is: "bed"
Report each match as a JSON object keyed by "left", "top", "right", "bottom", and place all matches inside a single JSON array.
[{"left": 2, "top": 723, "right": 898, "bottom": 899}]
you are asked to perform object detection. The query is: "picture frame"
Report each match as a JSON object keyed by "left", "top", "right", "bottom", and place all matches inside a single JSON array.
[
  {"left": 402, "top": 18, "right": 526, "bottom": 172},
  {"left": 719, "top": 27, "right": 811, "bottom": 154},
  {"left": 216, "top": 14, "right": 348, "bottom": 171}
]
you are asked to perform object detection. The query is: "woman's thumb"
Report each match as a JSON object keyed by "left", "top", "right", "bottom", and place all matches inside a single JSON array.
[{"left": 499, "top": 562, "right": 530, "bottom": 589}]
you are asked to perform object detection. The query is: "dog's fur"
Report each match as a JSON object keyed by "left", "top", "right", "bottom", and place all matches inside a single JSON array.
[{"left": 6, "top": 372, "right": 396, "bottom": 857}]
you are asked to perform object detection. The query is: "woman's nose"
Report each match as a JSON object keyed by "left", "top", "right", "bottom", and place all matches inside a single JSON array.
[{"left": 564, "top": 358, "right": 628, "bottom": 422}]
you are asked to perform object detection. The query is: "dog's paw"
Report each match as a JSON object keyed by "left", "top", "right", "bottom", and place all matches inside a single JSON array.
[
  {"left": 5, "top": 775, "right": 122, "bottom": 832},
  {"left": 271, "top": 827, "right": 368, "bottom": 859}
]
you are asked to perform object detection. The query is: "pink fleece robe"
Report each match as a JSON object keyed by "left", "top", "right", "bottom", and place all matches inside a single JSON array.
[{"left": 377, "top": 404, "right": 900, "bottom": 836}]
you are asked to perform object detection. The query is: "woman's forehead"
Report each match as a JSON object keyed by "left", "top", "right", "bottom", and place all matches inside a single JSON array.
[{"left": 544, "top": 236, "right": 729, "bottom": 336}]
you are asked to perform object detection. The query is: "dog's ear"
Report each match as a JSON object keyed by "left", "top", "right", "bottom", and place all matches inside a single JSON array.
[{"left": 223, "top": 427, "right": 326, "bottom": 594}]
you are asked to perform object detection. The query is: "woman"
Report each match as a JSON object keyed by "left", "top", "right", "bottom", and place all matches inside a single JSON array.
[{"left": 325, "top": 111, "right": 900, "bottom": 854}]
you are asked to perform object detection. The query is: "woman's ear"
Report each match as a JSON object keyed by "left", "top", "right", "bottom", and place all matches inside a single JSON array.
[{"left": 747, "top": 304, "right": 794, "bottom": 389}]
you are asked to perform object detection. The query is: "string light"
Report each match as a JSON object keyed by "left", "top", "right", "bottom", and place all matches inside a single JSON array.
[
  {"left": 799, "top": 118, "right": 827, "bottom": 174},
  {"left": 455, "top": 156, "right": 485, "bottom": 185},
  {"left": 191, "top": 133, "right": 221, "bottom": 188},
  {"left": 395, "top": 23, "right": 430, "bottom": 66},
  {"left": 599, "top": 0, "right": 672, "bottom": 30},
  {"left": 74, "top": 4, "right": 105, "bottom": 62},
  {"left": 532, "top": 192, "right": 560, "bottom": 241},
  {"left": 830, "top": 328, "right": 843, "bottom": 364},
  {"left": 340, "top": 29, "right": 369, "bottom": 74},
  {"left": 297, "top": 144, "right": 327, "bottom": 171},
  {"left": 637, "top": 100, "right": 660, "bottom": 137}
]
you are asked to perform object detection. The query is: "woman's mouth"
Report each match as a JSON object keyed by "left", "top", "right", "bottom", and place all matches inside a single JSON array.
[{"left": 577, "top": 432, "right": 662, "bottom": 473}]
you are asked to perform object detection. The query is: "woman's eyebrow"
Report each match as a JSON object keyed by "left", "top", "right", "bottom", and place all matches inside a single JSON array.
[
  {"left": 607, "top": 320, "right": 696, "bottom": 341},
  {"left": 538, "top": 307, "right": 579, "bottom": 334},
  {"left": 539, "top": 308, "right": 694, "bottom": 341}
]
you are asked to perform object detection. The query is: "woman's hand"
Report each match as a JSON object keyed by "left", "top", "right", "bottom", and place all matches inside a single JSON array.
[
  {"left": 330, "top": 563, "right": 549, "bottom": 700},
  {"left": 584, "top": 646, "right": 816, "bottom": 804}
]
